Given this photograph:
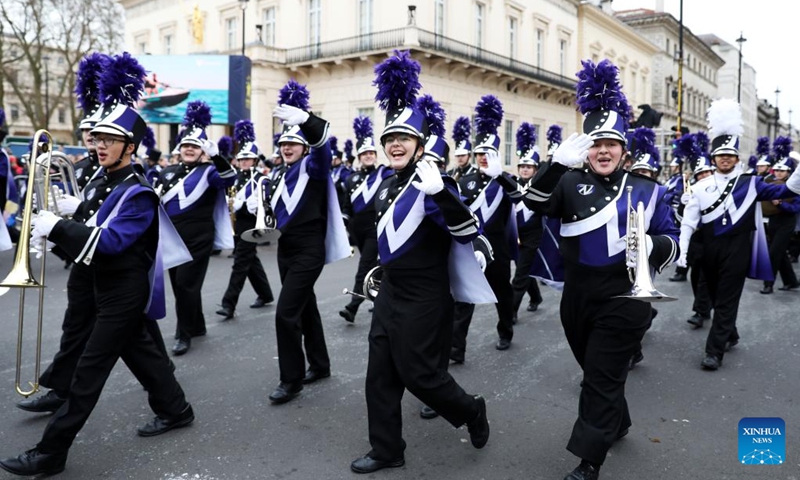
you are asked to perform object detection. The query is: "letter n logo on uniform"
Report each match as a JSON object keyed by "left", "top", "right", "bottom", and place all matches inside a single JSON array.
[{"left": 738, "top": 417, "right": 785, "bottom": 465}]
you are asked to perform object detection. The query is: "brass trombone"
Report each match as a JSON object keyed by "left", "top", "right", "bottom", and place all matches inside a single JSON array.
[{"left": 0, "top": 130, "right": 54, "bottom": 397}]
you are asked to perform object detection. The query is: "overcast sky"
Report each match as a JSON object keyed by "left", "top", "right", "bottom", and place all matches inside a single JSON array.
[{"left": 610, "top": 0, "right": 798, "bottom": 127}]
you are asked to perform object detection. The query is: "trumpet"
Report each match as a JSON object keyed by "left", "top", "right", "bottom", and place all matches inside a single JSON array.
[
  {"left": 0, "top": 130, "right": 54, "bottom": 396},
  {"left": 342, "top": 266, "right": 383, "bottom": 301},
  {"left": 227, "top": 185, "right": 236, "bottom": 230},
  {"left": 615, "top": 186, "right": 677, "bottom": 303},
  {"left": 241, "top": 176, "right": 279, "bottom": 244}
]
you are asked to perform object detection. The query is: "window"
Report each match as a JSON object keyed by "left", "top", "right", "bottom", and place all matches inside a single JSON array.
[
  {"left": 226, "top": 17, "right": 237, "bottom": 51},
  {"left": 309, "top": 0, "right": 321, "bottom": 46},
  {"left": 559, "top": 39, "right": 567, "bottom": 75},
  {"left": 666, "top": 38, "right": 670, "bottom": 53},
  {"left": 10, "top": 104, "right": 19, "bottom": 121},
  {"left": 475, "top": 2, "right": 484, "bottom": 49},
  {"left": 163, "top": 34, "right": 172, "bottom": 55},
  {"left": 263, "top": 7, "right": 276, "bottom": 46},
  {"left": 536, "top": 29, "right": 544, "bottom": 67},
  {"left": 435, "top": 0, "right": 445, "bottom": 36},
  {"left": 508, "top": 17, "right": 517, "bottom": 59},
  {"left": 356, "top": 107, "right": 374, "bottom": 121},
  {"left": 359, "top": 0, "right": 372, "bottom": 36},
  {"left": 138, "top": 41, "right": 147, "bottom": 54},
  {"left": 504, "top": 120, "right": 514, "bottom": 166},
  {"left": 58, "top": 108, "right": 66, "bottom": 124}
]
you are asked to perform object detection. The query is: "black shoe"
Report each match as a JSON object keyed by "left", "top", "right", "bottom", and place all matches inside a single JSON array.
[
  {"left": 0, "top": 448, "right": 67, "bottom": 476},
  {"left": 686, "top": 313, "right": 708, "bottom": 329},
  {"left": 725, "top": 339, "right": 739, "bottom": 352},
  {"left": 227, "top": 253, "right": 235, "bottom": 259},
  {"left": 701, "top": 354, "right": 721, "bottom": 370},
  {"left": 760, "top": 284, "right": 774, "bottom": 295},
  {"left": 511, "top": 312, "right": 518, "bottom": 325},
  {"left": 137, "top": 404, "right": 195, "bottom": 437},
  {"left": 16, "top": 390, "right": 66, "bottom": 414},
  {"left": 339, "top": 307, "right": 356, "bottom": 323},
  {"left": 564, "top": 460, "right": 601, "bottom": 480},
  {"left": 527, "top": 303, "right": 539, "bottom": 312},
  {"left": 650, "top": 308, "right": 658, "bottom": 320},
  {"left": 190, "top": 329, "right": 207, "bottom": 338},
  {"left": 350, "top": 454, "right": 404, "bottom": 474},
  {"left": 210, "top": 249, "right": 221, "bottom": 256},
  {"left": 368, "top": 306, "right": 374, "bottom": 313},
  {"left": 172, "top": 339, "right": 190, "bottom": 356},
  {"left": 628, "top": 350, "right": 644, "bottom": 371},
  {"left": 216, "top": 306, "right": 234, "bottom": 320},
  {"left": 420, "top": 404, "right": 439, "bottom": 419},
  {"left": 778, "top": 282, "right": 800, "bottom": 291},
  {"left": 466, "top": 395, "right": 489, "bottom": 449},
  {"left": 302, "top": 369, "right": 331, "bottom": 385},
  {"left": 495, "top": 338, "right": 511, "bottom": 351},
  {"left": 450, "top": 348, "right": 465, "bottom": 364},
  {"left": 250, "top": 297, "right": 273, "bottom": 308},
  {"left": 616, "top": 427, "right": 629, "bottom": 440},
  {"left": 669, "top": 272, "right": 687, "bottom": 282},
  {"left": 269, "top": 382, "right": 303, "bottom": 404}
]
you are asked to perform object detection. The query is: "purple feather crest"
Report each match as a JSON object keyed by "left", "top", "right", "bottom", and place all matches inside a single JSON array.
[
  {"left": 373, "top": 50, "right": 422, "bottom": 111},
  {"left": 630, "top": 127, "right": 659, "bottom": 162},
  {"left": 272, "top": 133, "right": 281, "bottom": 146},
  {"left": 329, "top": 136, "right": 338, "bottom": 152},
  {"left": 452, "top": 116, "right": 471, "bottom": 144},
  {"left": 75, "top": 52, "right": 109, "bottom": 112},
  {"left": 748, "top": 155, "right": 758, "bottom": 169},
  {"left": 98, "top": 52, "right": 146, "bottom": 107},
  {"left": 575, "top": 59, "right": 630, "bottom": 128},
  {"left": 756, "top": 136, "right": 770, "bottom": 156},
  {"left": 217, "top": 136, "right": 233, "bottom": 158},
  {"left": 234, "top": 119, "right": 255, "bottom": 145},
  {"left": 344, "top": 139, "right": 354, "bottom": 158},
  {"left": 516, "top": 123, "right": 537, "bottom": 155},
  {"left": 415, "top": 95, "right": 446, "bottom": 137},
  {"left": 182, "top": 100, "right": 212, "bottom": 129},
  {"left": 474, "top": 95, "right": 504, "bottom": 136},
  {"left": 142, "top": 127, "right": 156, "bottom": 151},
  {"left": 673, "top": 133, "right": 698, "bottom": 160},
  {"left": 353, "top": 116, "right": 374, "bottom": 142},
  {"left": 694, "top": 132, "right": 710, "bottom": 156},
  {"left": 278, "top": 79, "right": 311, "bottom": 111},
  {"left": 773, "top": 136, "right": 792, "bottom": 158},
  {"left": 547, "top": 125, "right": 562, "bottom": 145}
]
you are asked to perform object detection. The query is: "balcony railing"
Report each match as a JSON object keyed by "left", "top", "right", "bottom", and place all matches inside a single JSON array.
[{"left": 284, "top": 28, "right": 407, "bottom": 64}]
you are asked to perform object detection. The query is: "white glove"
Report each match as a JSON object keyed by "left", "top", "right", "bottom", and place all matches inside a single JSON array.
[
  {"left": 552, "top": 132, "right": 593, "bottom": 168},
  {"left": 680, "top": 192, "right": 691, "bottom": 205},
  {"left": 56, "top": 194, "right": 81, "bottom": 216},
  {"left": 202, "top": 139, "right": 219, "bottom": 158},
  {"left": 246, "top": 193, "right": 259, "bottom": 214},
  {"left": 412, "top": 160, "right": 445, "bottom": 195},
  {"left": 480, "top": 150, "right": 503, "bottom": 178},
  {"left": 29, "top": 239, "right": 55, "bottom": 259},
  {"left": 676, "top": 252, "right": 687, "bottom": 268},
  {"left": 273, "top": 104, "right": 310, "bottom": 126},
  {"left": 30, "top": 210, "right": 61, "bottom": 238},
  {"left": 475, "top": 251, "right": 487, "bottom": 272},
  {"left": 233, "top": 198, "right": 244, "bottom": 211}
]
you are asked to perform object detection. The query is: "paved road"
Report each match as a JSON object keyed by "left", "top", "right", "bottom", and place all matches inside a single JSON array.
[{"left": 0, "top": 245, "right": 797, "bottom": 479}]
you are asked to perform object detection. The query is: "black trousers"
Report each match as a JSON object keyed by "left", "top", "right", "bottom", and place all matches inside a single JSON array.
[
  {"left": 452, "top": 256, "right": 514, "bottom": 354},
  {"left": 689, "top": 262, "right": 712, "bottom": 316},
  {"left": 366, "top": 269, "right": 478, "bottom": 461},
  {"left": 37, "top": 268, "right": 188, "bottom": 454},
  {"left": 274, "top": 235, "right": 330, "bottom": 384},
  {"left": 169, "top": 253, "right": 211, "bottom": 341},
  {"left": 38, "top": 264, "right": 169, "bottom": 396},
  {"left": 560, "top": 289, "right": 650, "bottom": 465},
  {"left": 511, "top": 238, "right": 543, "bottom": 313},
  {"left": 700, "top": 233, "right": 750, "bottom": 359},
  {"left": 345, "top": 222, "right": 379, "bottom": 312},
  {"left": 766, "top": 215, "right": 798, "bottom": 287},
  {"left": 221, "top": 235, "right": 273, "bottom": 309}
]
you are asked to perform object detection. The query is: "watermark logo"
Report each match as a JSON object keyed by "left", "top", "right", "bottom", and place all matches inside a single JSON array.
[{"left": 738, "top": 417, "right": 785, "bottom": 465}]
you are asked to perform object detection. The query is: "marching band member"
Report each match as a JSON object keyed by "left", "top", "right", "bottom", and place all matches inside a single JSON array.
[
  {"left": 141, "top": 127, "right": 163, "bottom": 185},
  {"left": 156, "top": 100, "right": 236, "bottom": 355},
  {"left": 1, "top": 53, "right": 193, "bottom": 476},
  {"left": 522, "top": 60, "right": 679, "bottom": 480},
  {"left": 339, "top": 115, "right": 392, "bottom": 323},
  {"left": 628, "top": 128, "right": 661, "bottom": 180},
  {"left": 72, "top": 53, "right": 110, "bottom": 191},
  {"left": 451, "top": 94, "right": 521, "bottom": 361},
  {"left": 546, "top": 124, "right": 563, "bottom": 162},
  {"left": 677, "top": 99, "right": 800, "bottom": 370},
  {"left": 446, "top": 116, "right": 475, "bottom": 181},
  {"left": 511, "top": 123, "right": 544, "bottom": 318},
  {"left": 216, "top": 120, "right": 274, "bottom": 319},
  {"left": 351, "top": 50, "right": 493, "bottom": 474},
  {"left": 0, "top": 109, "right": 14, "bottom": 252},
  {"left": 267, "top": 79, "right": 350, "bottom": 404},
  {"left": 754, "top": 136, "right": 773, "bottom": 176}
]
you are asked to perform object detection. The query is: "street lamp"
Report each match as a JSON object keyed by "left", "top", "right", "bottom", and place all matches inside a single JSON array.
[
  {"left": 238, "top": 0, "right": 249, "bottom": 56},
  {"left": 735, "top": 32, "right": 746, "bottom": 103},
  {"left": 42, "top": 55, "right": 50, "bottom": 131},
  {"left": 774, "top": 87, "right": 781, "bottom": 139}
]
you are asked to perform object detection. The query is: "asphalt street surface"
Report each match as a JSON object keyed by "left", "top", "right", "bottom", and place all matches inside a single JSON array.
[{"left": 0, "top": 244, "right": 798, "bottom": 479}]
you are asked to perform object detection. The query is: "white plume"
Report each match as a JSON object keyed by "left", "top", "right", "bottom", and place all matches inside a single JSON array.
[{"left": 707, "top": 99, "right": 743, "bottom": 138}]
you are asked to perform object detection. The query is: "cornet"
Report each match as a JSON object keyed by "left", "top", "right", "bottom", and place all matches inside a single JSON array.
[
  {"left": 241, "top": 176, "right": 279, "bottom": 244},
  {"left": 615, "top": 186, "right": 677, "bottom": 303},
  {"left": 342, "top": 266, "right": 382, "bottom": 301}
]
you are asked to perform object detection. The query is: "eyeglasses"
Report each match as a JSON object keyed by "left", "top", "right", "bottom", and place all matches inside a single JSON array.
[
  {"left": 383, "top": 134, "right": 415, "bottom": 146},
  {"left": 93, "top": 137, "right": 122, "bottom": 148}
]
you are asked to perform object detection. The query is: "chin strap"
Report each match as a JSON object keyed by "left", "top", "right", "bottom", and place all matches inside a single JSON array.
[{"left": 110, "top": 139, "right": 130, "bottom": 168}]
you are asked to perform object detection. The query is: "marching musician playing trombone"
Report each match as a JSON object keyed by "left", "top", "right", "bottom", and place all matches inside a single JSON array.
[{"left": 521, "top": 60, "right": 679, "bottom": 480}]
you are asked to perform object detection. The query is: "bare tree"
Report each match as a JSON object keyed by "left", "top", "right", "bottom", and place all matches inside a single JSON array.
[{"left": 0, "top": 0, "right": 124, "bottom": 142}]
